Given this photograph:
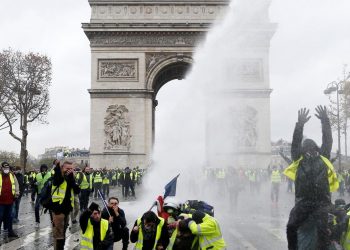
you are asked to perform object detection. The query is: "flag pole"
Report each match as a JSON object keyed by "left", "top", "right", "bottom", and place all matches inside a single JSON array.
[
  {"left": 98, "top": 189, "right": 111, "bottom": 217},
  {"left": 149, "top": 173, "right": 180, "bottom": 211}
]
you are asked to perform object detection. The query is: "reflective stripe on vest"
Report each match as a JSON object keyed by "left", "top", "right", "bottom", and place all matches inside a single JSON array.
[
  {"left": 94, "top": 173, "right": 102, "bottom": 183},
  {"left": 0, "top": 173, "right": 15, "bottom": 195},
  {"left": 80, "top": 173, "right": 89, "bottom": 190},
  {"left": 189, "top": 214, "right": 226, "bottom": 249},
  {"left": 52, "top": 180, "right": 75, "bottom": 208},
  {"left": 80, "top": 218, "right": 109, "bottom": 249},
  {"left": 134, "top": 217, "right": 165, "bottom": 250}
]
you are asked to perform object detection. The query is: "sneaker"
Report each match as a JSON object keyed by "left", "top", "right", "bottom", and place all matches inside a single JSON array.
[
  {"left": 13, "top": 218, "right": 19, "bottom": 224},
  {"left": 35, "top": 222, "right": 40, "bottom": 229}
]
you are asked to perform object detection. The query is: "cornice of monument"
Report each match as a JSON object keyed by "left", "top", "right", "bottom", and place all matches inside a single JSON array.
[
  {"left": 88, "top": 0, "right": 229, "bottom": 5},
  {"left": 88, "top": 88, "right": 155, "bottom": 98}
]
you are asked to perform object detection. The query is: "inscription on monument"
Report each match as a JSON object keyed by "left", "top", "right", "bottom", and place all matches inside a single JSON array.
[
  {"left": 104, "top": 105, "right": 131, "bottom": 151},
  {"left": 98, "top": 59, "right": 138, "bottom": 81}
]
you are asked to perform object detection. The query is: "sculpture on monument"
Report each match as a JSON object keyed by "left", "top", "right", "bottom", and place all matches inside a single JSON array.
[
  {"left": 232, "top": 106, "right": 258, "bottom": 148},
  {"left": 104, "top": 105, "right": 131, "bottom": 151}
]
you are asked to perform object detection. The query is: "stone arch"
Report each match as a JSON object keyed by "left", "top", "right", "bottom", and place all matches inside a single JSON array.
[{"left": 146, "top": 55, "right": 193, "bottom": 95}]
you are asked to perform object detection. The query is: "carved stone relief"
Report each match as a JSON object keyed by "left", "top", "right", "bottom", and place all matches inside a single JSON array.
[
  {"left": 145, "top": 52, "right": 192, "bottom": 75},
  {"left": 231, "top": 59, "right": 263, "bottom": 82},
  {"left": 104, "top": 105, "right": 131, "bottom": 151},
  {"left": 231, "top": 106, "right": 258, "bottom": 149},
  {"left": 90, "top": 32, "right": 204, "bottom": 48},
  {"left": 98, "top": 59, "right": 138, "bottom": 81}
]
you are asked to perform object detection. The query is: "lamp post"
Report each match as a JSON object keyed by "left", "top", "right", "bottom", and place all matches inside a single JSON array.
[{"left": 324, "top": 81, "right": 343, "bottom": 171}]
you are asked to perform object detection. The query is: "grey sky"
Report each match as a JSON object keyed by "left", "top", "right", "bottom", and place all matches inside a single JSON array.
[{"left": 1, "top": 0, "right": 350, "bottom": 157}]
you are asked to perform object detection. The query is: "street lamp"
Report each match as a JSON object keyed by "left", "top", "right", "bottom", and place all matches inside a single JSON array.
[{"left": 324, "top": 81, "right": 343, "bottom": 171}]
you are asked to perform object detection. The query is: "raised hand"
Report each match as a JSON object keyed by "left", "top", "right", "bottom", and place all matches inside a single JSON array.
[
  {"left": 298, "top": 108, "right": 311, "bottom": 124},
  {"left": 315, "top": 105, "right": 328, "bottom": 120}
]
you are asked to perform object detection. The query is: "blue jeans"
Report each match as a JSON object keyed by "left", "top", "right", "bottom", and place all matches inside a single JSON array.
[
  {"left": 0, "top": 204, "right": 14, "bottom": 232},
  {"left": 35, "top": 194, "right": 41, "bottom": 223}
]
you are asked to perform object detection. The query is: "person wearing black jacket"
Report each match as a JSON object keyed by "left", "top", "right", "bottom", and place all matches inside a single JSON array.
[
  {"left": 286, "top": 106, "right": 335, "bottom": 250},
  {"left": 80, "top": 202, "right": 114, "bottom": 250},
  {"left": 13, "top": 166, "right": 24, "bottom": 223},
  {"left": 130, "top": 210, "right": 169, "bottom": 250},
  {"left": 101, "top": 197, "right": 129, "bottom": 250},
  {"left": 51, "top": 161, "right": 80, "bottom": 250}
]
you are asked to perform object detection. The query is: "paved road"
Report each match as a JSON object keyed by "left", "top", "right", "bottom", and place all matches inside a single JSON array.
[{"left": 0, "top": 181, "right": 345, "bottom": 250}]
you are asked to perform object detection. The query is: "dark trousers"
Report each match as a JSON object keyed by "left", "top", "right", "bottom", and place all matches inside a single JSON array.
[
  {"left": 35, "top": 194, "right": 41, "bottom": 223},
  {"left": 0, "top": 204, "right": 14, "bottom": 233},
  {"left": 31, "top": 188, "right": 36, "bottom": 202},
  {"left": 79, "top": 189, "right": 90, "bottom": 212},
  {"left": 287, "top": 201, "right": 329, "bottom": 250},
  {"left": 124, "top": 182, "right": 135, "bottom": 198},
  {"left": 102, "top": 184, "right": 110, "bottom": 197},
  {"left": 12, "top": 196, "right": 22, "bottom": 220},
  {"left": 115, "top": 227, "right": 130, "bottom": 250},
  {"left": 94, "top": 183, "right": 102, "bottom": 198}
]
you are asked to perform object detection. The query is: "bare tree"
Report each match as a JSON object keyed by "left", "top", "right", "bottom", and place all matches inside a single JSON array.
[{"left": 0, "top": 49, "right": 51, "bottom": 172}]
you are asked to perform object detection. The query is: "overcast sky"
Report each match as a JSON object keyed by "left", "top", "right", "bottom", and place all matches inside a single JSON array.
[{"left": 1, "top": 0, "right": 350, "bottom": 157}]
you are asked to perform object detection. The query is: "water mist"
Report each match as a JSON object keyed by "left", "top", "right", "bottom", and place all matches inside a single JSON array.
[{"left": 130, "top": 0, "right": 276, "bottom": 247}]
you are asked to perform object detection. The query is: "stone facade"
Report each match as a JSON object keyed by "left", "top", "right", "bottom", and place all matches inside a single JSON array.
[{"left": 83, "top": 0, "right": 275, "bottom": 169}]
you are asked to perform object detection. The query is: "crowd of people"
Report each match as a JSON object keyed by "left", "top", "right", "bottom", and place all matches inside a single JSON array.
[
  {"left": 0, "top": 159, "right": 227, "bottom": 249},
  {"left": 0, "top": 160, "right": 145, "bottom": 248}
]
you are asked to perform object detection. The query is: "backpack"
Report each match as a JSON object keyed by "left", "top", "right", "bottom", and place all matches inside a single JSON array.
[
  {"left": 182, "top": 200, "right": 214, "bottom": 216},
  {"left": 39, "top": 177, "right": 58, "bottom": 210}
]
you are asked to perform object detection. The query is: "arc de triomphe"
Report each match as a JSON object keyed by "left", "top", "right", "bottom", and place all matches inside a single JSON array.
[{"left": 83, "top": 0, "right": 276, "bottom": 169}]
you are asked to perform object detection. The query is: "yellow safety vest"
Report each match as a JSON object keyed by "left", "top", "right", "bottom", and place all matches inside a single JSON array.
[
  {"left": 80, "top": 173, "right": 90, "bottom": 190},
  {"left": 271, "top": 170, "right": 281, "bottom": 183},
  {"left": 81, "top": 218, "right": 109, "bottom": 250},
  {"left": 51, "top": 180, "right": 75, "bottom": 208},
  {"left": 102, "top": 176, "right": 110, "bottom": 184},
  {"left": 36, "top": 172, "right": 52, "bottom": 194},
  {"left": 166, "top": 228, "right": 198, "bottom": 250},
  {"left": 0, "top": 173, "right": 15, "bottom": 195},
  {"left": 283, "top": 155, "right": 339, "bottom": 192},
  {"left": 112, "top": 173, "right": 117, "bottom": 180},
  {"left": 134, "top": 217, "right": 165, "bottom": 250},
  {"left": 93, "top": 173, "right": 102, "bottom": 183},
  {"left": 188, "top": 214, "right": 226, "bottom": 249}
]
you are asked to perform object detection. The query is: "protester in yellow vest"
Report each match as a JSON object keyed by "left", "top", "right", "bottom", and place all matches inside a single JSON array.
[
  {"left": 51, "top": 161, "right": 80, "bottom": 250},
  {"left": 130, "top": 210, "right": 169, "bottom": 250},
  {"left": 34, "top": 164, "right": 51, "bottom": 227},
  {"left": 285, "top": 106, "right": 339, "bottom": 250},
  {"left": 80, "top": 202, "right": 114, "bottom": 250},
  {"left": 270, "top": 166, "right": 281, "bottom": 203},
  {"left": 180, "top": 211, "right": 226, "bottom": 250},
  {"left": 78, "top": 166, "right": 92, "bottom": 212},
  {"left": 167, "top": 219, "right": 198, "bottom": 250}
]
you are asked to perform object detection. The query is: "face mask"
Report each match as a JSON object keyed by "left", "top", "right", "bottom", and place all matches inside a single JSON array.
[
  {"left": 144, "top": 225, "right": 155, "bottom": 233},
  {"left": 3, "top": 169, "right": 9, "bottom": 174}
]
